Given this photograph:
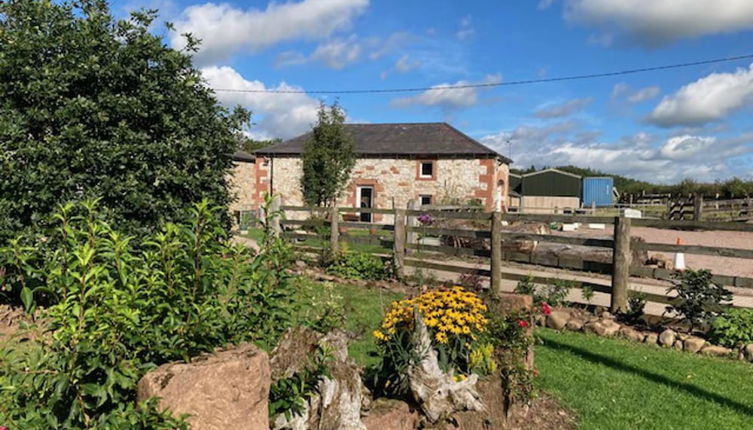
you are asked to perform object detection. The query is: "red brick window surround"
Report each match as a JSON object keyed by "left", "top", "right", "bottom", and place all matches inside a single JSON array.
[{"left": 416, "top": 159, "right": 437, "bottom": 181}]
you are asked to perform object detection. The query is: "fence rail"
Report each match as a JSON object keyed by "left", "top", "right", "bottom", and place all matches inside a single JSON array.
[{"left": 275, "top": 203, "right": 753, "bottom": 312}]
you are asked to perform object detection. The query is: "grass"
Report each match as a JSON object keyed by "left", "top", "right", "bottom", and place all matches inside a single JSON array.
[
  {"left": 292, "top": 277, "right": 403, "bottom": 367},
  {"left": 244, "top": 227, "right": 392, "bottom": 255},
  {"left": 297, "top": 280, "right": 753, "bottom": 429},
  {"left": 536, "top": 328, "right": 753, "bottom": 430}
]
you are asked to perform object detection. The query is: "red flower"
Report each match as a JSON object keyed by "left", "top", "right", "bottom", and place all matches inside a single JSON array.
[
  {"left": 541, "top": 302, "right": 552, "bottom": 316},
  {"left": 518, "top": 320, "right": 530, "bottom": 328},
  {"left": 1, "top": 426, "right": 10, "bottom": 430}
]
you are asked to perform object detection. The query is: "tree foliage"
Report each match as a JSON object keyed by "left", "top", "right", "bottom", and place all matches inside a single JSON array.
[
  {"left": 0, "top": 0, "right": 249, "bottom": 243},
  {"left": 300, "top": 102, "right": 355, "bottom": 207},
  {"left": 0, "top": 198, "right": 295, "bottom": 428}
]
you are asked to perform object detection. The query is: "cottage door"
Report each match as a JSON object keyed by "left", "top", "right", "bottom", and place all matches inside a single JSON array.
[{"left": 357, "top": 186, "right": 373, "bottom": 222}]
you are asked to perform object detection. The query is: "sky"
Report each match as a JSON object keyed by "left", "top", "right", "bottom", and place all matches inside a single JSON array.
[{"left": 115, "top": 0, "right": 753, "bottom": 183}]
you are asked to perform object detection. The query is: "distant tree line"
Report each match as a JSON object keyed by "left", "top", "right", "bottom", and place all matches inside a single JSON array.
[{"left": 511, "top": 165, "right": 753, "bottom": 199}]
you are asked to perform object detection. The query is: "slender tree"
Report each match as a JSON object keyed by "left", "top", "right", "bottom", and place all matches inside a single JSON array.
[
  {"left": 0, "top": 0, "right": 249, "bottom": 242},
  {"left": 300, "top": 102, "right": 355, "bottom": 207}
]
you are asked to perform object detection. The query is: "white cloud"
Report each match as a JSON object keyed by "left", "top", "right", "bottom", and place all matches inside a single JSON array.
[
  {"left": 391, "top": 74, "right": 501, "bottom": 109},
  {"left": 534, "top": 97, "right": 593, "bottom": 118},
  {"left": 481, "top": 123, "right": 753, "bottom": 182},
  {"left": 649, "top": 64, "right": 753, "bottom": 126},
  {"left": 274, "top": 51, "right": 308, "bottom": 68},
  {"left": 456, "top": 15, "right": 475, "bottom": 41},
  {"left": 310, "top": 36, "right": 362, "bottom": 69},
  {"left": 380, "top": 55, "right": 419, "bottom": 79},
  {"left": 659, "top": 135, "right": 716, "bottom": 160},
  {"left": 171, "top": 0, "right": 369, "bottom": 64},
  {"left": 201, "top": 66, "right": 319, "bottom": 139},
  {"left": 611, "top": 83, "right": 660, "bottom": 103},
  {"left": 564, "top": 0, "right": 753, "bottom": 46}
]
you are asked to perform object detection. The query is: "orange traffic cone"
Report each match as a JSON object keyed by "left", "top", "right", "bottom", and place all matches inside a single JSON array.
[{"left": 673, "top": 237, "right": 686, "bottom": 271}]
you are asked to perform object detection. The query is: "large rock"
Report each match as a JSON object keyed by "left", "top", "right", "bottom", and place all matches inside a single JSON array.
[
  {"left": 745, "top": 344, "right": 753, "bottom": 363},
  {"left": 658, "top": 329, "right": 676, "bottom": 348},
  {"left": 584, "top": 320, "right": 620, "bottom": 337},
  {"left": 137, "top": 343, "right": 270, "bottom": 430},
  {"left": 644, "top": 332, "right": 658, "bottom": 345},
  {"left": 700, "top": 345, "right": 733, "bottom": 357},
  {"left": 271, "top": 328, "right": 367, "bottom": 430},
  {"left": 683, "top": 337, "right": 706, "bottom": 353},
  {"left": 546, "top": 310, "right": 570, "bottom": 330},
  {"left": 407, "top": 310, "right": 485, "bottom": 423},
  {"left": 566, "top": 318, "right": 585, "bottom": 331},
  {"left": 363, "top": 399, "right": 419, "bottom": 430},
  {"left": 619, "top": 326, "right": 645, "bottom": 343}
]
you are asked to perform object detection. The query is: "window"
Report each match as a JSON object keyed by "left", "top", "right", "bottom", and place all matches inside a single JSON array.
[
  {"left": 420, "top": 161, "right": 434, "bottom": 178},
  {"left": 420, "top": 195, "right": 433, "bottom": 206}
]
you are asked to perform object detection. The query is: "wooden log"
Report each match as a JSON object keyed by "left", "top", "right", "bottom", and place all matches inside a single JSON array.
[
  {"left": 330, "top": 206, "right": 339, "bottom": 255},
  {"left": 491, "top": 212, "right": 503, "bottom": 295},
  {"left": 632, "top": 241, "right": 753, "bottom": 260},
  {"left": 611, "top": 216, "right": 631, "bottom": 313},
  {"left": 406, "top": 199, "right": 420, "bottom": 254},
  {"left": 393, "top": 209, "right": 407, "bottom": 279}
]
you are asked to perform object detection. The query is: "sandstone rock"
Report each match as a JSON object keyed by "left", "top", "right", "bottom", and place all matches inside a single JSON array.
[
  {"left": 619, "top": 326, "right": 645, "bottom": 343},
  {"left": 583, "top": 320, "right": 619, "bottom": 337},
  {"left": 673, "top": 340, "right": 684, "bottom": 351},
  {"left": 683, "top": 337, "right": 706, "bottom": 353},
  {"left": 408, "top": 310, "right": 485, "bottom": 423},
  {"left": 271, "top": 328, "right": 367, "bottom": 430},
  {"left": 600, "top": 311, "right": 615, "bottom": 320},
  {"left": 745, "top": 344, "right": 753, "bottom": 362},
  {"left": 363, "top": 399, "right": 418, "bottom": 430},
  {"left": 137, "top": 343, "right": 270, "bottom": 430},
  {"left": 644, "top": 332, "right": 658, "bottom": 345},
  {"left": 583, "top": 321, "right": 604, "bottom": 336},
  {"left": 546, "top": 310, "right": 570, "bottom": 330},
  {"left": 700, "top": 345, "right": 733, "bottom": 357},
  {"left": 659, "top": 329, "right": 676, "bottom": 348},
  {"left": 566, "top": 318, "right": 585, "bottom": 331}
]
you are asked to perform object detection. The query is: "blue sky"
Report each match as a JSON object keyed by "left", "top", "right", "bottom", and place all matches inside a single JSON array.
[{"left": 115, "top": 0, "right": 753, "bottom": 183}]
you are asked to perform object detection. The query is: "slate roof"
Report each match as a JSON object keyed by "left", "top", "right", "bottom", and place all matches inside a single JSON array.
[
  {"left": 256, "top": 123, "right": 511, "bottom": 163},
  {"left": 231, "top": 151, "right": 256, "bottom": 162}
]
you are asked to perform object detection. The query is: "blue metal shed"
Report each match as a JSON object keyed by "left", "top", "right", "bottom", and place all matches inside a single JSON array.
[{"left": 582, "top": 177, "right": 614, "bottom": 207}]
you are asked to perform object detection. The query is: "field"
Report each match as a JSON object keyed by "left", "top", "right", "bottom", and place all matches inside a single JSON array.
[{"left": 298, "top": 279, "right": 753, "bottom": 429}]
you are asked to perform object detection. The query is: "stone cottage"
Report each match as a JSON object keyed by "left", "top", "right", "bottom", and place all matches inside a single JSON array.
[{"left": 233, "top": 123, "right": 511, "bottom": 222}]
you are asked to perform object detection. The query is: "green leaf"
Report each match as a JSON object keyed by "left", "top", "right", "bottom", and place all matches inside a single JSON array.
[{"left": 20, "top": 286, "right": 34, "bottom": 313}]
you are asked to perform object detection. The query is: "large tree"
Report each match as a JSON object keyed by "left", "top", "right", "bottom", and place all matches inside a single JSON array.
[
  {"left": 0, "top": 0, "right": 249, "bottom": 242},
  {"left": 300, "top": 102, "right": 355, "bottom": 207}
]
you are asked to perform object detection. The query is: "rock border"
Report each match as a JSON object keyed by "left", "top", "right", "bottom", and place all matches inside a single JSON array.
[{"left": 544, "top": 308, "right": 753, "bottom": 363}]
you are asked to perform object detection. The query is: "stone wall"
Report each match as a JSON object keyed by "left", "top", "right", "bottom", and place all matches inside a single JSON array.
[
  {"left": 228, "top": 160, "right": 256, "bottom": 213},
  {"left": 266, "top": 156, "right": 509, "bottom": 221}
]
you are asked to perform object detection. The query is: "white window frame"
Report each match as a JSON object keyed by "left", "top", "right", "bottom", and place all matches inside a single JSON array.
[{"left": 419, "top": 161, "right": 434, "bottom": 178}]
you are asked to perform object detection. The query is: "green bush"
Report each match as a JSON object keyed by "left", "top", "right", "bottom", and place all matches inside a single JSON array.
[
  {"left": 327, "top": 251, "right": 390, "bottom": 281},
  {"left": 514, "top": 275, "right": 572, "bottom": 306},
  {"left": 0, "top": 0, "right": 249, "bottom": 244},
  {"left": 0, "top": 198, "right": 294, "bottom": 428},
  {"left": 668, "top": 269, "right": 731, "bottom": 330},
  {"left": 709, "top": 309, "right": 753, "bottom": 348}
]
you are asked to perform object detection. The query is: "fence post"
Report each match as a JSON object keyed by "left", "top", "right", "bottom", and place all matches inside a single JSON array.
[
  {"left": 693, "top": 194, "right": 704, "bottom": 221},
  {"left": 491, "top": 211, "right": 503, "bottom": 295},
  {"left": 330, "top": 205, "right": 339, "bottom": 254},
  {"left": 611, "top": 216, "right": 631, "bottom": 313},
  {"left": 393, "top": 209, "right": 406, "bottom": 279},
  {"left": 269, "top": 195, "right": 282, "bottom": 237},
  {"left": 406, "top": 199, "right": 420, "bottom": 254}
]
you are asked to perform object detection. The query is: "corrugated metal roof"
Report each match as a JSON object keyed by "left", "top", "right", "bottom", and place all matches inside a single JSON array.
[{"left": 256, "top": 122, "right": 511, "bottom": 162}]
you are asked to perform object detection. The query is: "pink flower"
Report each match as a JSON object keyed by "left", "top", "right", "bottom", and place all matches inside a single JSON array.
[
  {"left": 518, "top": 320, "right": 530, "bottom": 328},
  {"left": 1, "top": 426, "right": 10, "bottom": 430},
  {"left": 541, "top": 302, "right": 552, "bottom": 316}
]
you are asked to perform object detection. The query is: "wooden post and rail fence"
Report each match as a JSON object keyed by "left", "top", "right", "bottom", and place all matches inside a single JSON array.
[{"left": 275, "top": 201, "right": 753, "bottom": 313}]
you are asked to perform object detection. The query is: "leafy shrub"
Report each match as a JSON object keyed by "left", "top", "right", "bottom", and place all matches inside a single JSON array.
[
  {"left": 456, "top": 271, "right": 484, "bottom": 291},
  {"left": 668, "top": 269, "right": 731, "bottom": 330},
  {"left": 327, "top": 251, "right": 390, "bottom": 281},
  {"left": 301, "top": 282, "right": 346, "bottom": 333},
  {"left": 581, "top": 285, "right": 594, "bottom": 303},
  {"left": 623, "top": 291, "right": 647, "bottom": 324},
  {"left": 709, "top": 308, "right": 753, "bottom": 348},
  {"left": 483, "top": 310, "right": 537, "bottom": 406},
  {"left": 0, "top": 198, "right": 295, "bottom": 427},
  {"left": 514, "top": 275, "right": 572, "bottom": 306}
]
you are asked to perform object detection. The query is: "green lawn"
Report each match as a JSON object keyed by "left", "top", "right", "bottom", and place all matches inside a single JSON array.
[
  {"left": 536, "top": 328, "right": 753, "bottom": 430},
  {"left": 299, "top": 280, "right": 753, "bottom": 429},
  {"left": 244, "top": 228, "right": 392, "bottom": 255}
]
